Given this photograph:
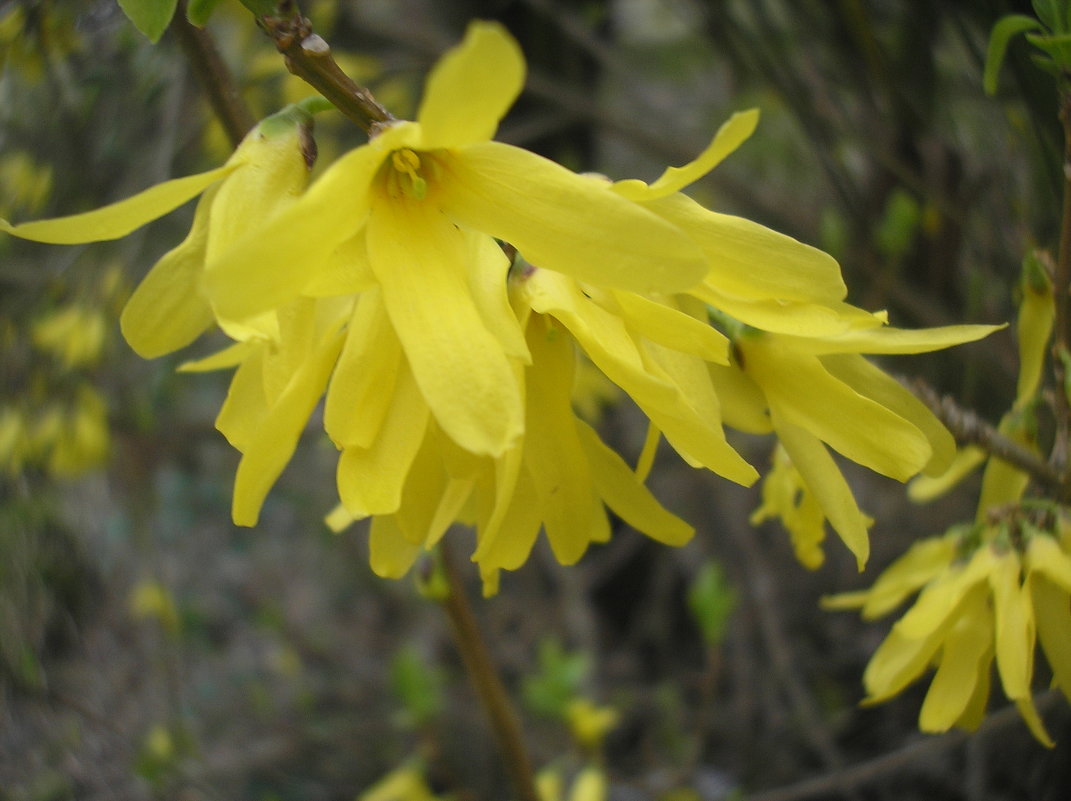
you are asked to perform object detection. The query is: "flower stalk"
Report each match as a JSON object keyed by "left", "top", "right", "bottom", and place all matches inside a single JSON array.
[
  {"left": 437, "top": 541, "right": 540, "bottom": 801},
  {"left": 251, "top": 0, "right": 394, "bottom": 135}
]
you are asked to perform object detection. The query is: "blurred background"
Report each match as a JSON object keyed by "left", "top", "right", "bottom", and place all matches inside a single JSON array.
[{"left": 1, "top": 0, "right": 1068, "bottom": 799}]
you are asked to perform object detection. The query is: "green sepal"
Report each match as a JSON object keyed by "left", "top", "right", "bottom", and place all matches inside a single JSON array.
[
  {"left": 985, "top": 15, "right": 1045, "bottom": 95},
  {"left": 117, "top": 0, "right": 179, "bottom": 43}
]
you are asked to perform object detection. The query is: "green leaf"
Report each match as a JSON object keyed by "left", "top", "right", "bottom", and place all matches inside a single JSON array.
[
  {"left": 521, "top": 639, "right": 590, "bottom": 719},
  {"left": 985, "top": 14, "right": 1044, "bottom": 95},
  {"left": 1033, "top": 0, "right": 1068, "bottom": 32},
  {"left": 186, "top": 0, "right": 223, "bottom": 27},
  {"left": 389, "top": 645, "right": 443, "bottom": 727},
  {"left": 874, "top": 188, "right": 921, "bottom": 261},
  {"left": 687, "top": 561, "right": 737, "bottom": 647},
  {"left": 117, "top": 0, "right": 179, "bottom": 43}
]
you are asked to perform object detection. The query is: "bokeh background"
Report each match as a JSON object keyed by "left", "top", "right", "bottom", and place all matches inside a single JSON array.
[{"left": 1, "top": 0, "right": 1069, "bottom": 799}]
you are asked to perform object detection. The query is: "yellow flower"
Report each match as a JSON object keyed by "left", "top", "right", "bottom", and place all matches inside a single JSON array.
[
  {"left": 31, "top": 303, "right": 107, "bottom": 368},
  {"left": 826, "top": 525, "right": 1064, "bottom": 745},
  {"left": 2, "top": 101, "right": 319, "bottom": 358},
  {"left": 717, "top": 322, "right": 999, "bottom": 568},
  {"left": 203, "top": 22, "right": 709, "bottom": 458}
]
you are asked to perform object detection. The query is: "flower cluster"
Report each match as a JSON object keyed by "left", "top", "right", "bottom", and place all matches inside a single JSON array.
[{"left": 1, "top": 22, "right": 997, "bottom": 590}]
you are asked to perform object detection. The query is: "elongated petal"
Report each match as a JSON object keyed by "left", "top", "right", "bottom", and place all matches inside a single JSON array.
[
  {"left": 907, "top": 446, "right": 987, "bottom": 502},
  {"left": 708, "top": 362, "right": 772, "bottom": 434},
  {"left": 918, "top": 586, "right": 992, "bottom": 733},
  {"left": 773, "top": 413, "right": 871, "bottom": 568},
  {"left": 791, "top": 323, "right": 1005, "bottom": 356},
  {"left": 897, "top": 546, "right": 997, "bottom": 640},
  {"left": 1, "top": 163, "right": 237, "bottom": 244},
  {"left": 1028, "top": 573, "right": 1071, "bottom": 702},
  {"left": 324, "top": 289, "right": 402, "bottom": 449},
  {"left": 204, "top": 133, "right": 403, "bottom": 322},
  {"left": 466, "top": 231, "right": 530, "bottom": 362},
  {"left": 231, "top": 329, "right": 345, "bottom": 526},
  {"left": 1016, "top": 274, "right": 1054, "bottom": 406},
  {"left": 120, "top": 186, "right": 217, "bottom": 358},
  {"left": 367, "top": 196, "right": 523, "bottom": 456},
  {"left": 693, "top": 283, "right": 870, "bottom": 336},
  {"left": 857, "top": 537, "right": 956, "bottom": 619},
  {"left": 651, "top": 192, "right": 847, "bottom": 304},
  {"left": 178, "top": 341, "right": 255, "bottom": 373},
  {"left": 614, "top": 110, "right": 760, "bottom": 201},
  {"left": 577, "top": 420, "right": 693, "bottom": 546},
  {"left": 822, "top": 353, "right": 956, "bottom": 476},
  {"left": 1025, "top": 533, "right": 1071, "bottom": 590},
  {"left": 988, "top": 551, "right": 1034, "bottom": 700},
  {"left": 440, "top": 142, "right": 707, "bottom": 293},
  {"left": 614, "top": 291, "right": 729, "bottom": 364},
  {"left": 336, "top": 362, "right": 430, "bottom": 518},
  {"left": 863, "top": 627, "right": 945, "bottom": 703},
  {"left": 743, "top": 338, "right": 931, "bottom": 481},
  {"left": 522, "top": 314, "right": 608, "bottom": 564},
  {"left": 474, "top": 470, "right": 543, "bottom": 571},
  {"left": 417, "top": 22, "right": 524, "bottom": 149},
  {"left": 525, "top": 271, "right": 757, "bottom": 484}
]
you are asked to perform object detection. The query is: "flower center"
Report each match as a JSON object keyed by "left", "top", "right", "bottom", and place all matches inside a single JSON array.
[{"left": 386, "top": 148, "right": 434, "bottom": 200}]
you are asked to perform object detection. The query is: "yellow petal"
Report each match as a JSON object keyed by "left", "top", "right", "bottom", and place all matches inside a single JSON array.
[
  {"left": 791, "top": 323, "right": 1005, "bottom": 356},
  {"left": 366, "top": 197, "right": 523, "bottom": 456},
  {"left": 178, "top": 341, "right": 254, "bottom": 373},
  {"left": 615, "top": 110, "right": 760, "bottom": 200},
  {"left": 465, "top": 231, "right": 530, "bottom": 362},
  {"left": 988, "top": 550, "right": 1034, "bottom": 701},
  {"left": 692, "top": 283, "right": 868, "bottom": 336},
  {"left": 576, "top": 419, "right": 694, "bottom": 546},
  {"left": 773, "top": 414, "right": 871, "bottom": 569},
  {"left": 742, "top": 337, "right": 931, "bottom": 481},
  {"left": 324, "top": 289, "right": 402, "bottom": 449},
  {"left": 1, "top": 163, "right": 237, "bottom": 243},
  {"left": 859, "top": 537, "right": 956, "bottom": 620},
  {"left": 613, "top": 291, "right": 729, "bottom": 364},
  {"left": 649, "top": 192, "right": 847, "bottom": 304},
  {"left": 918, "top": 586, "right": 992, "bottom": 733},
  {"left": 231, "top": 329, "right": 345, "bottom": 526},
  {"left": 976, "top": 414, "right": 1034, "bottom": 516},
  {"left": 204, "top": 134, "right": 400, "bottom": 322},
  {"left": 1028, "top": 573, "right": 1071, "bottom": 703},
  {"left": 522, "top": 315, "right": 608, "bottom": 564},
  {"left": 1026, "top": 533, "right": 1071, "bottom": 590},
  {"left": 368, "top": 515, "right": 422, "bottom": 579},
  {"left": 863, "top": 628, "right": 945, "bottom": 703},
  {"left": 708, "top": 362, "right": 772, "bottom": 435},
  {"left": 907, "top": 446, "right": 987, "bottom": 502},
  {"left": 440, "top": 142, "right": 707, "bottom": 293},
  {"left": 473, "top": 469, "right": 543, "bottom": 571},
  {"left": 525, "top": 271, "right": 757, "bottom": 485},
  {"left": 821, "top": 353, "right": 956, "bottom": 476},
  {"left": 1015, "top": 697, "right": 1055, "bottom": 747},
  {"left": 896, "top": 546, "right": 996, "bottom": 640},
  {"left": 336, "top": 362, "right": 430, "bottom": 518},
  {"left": 120, "top": 186, "right": 217, "bottom": 358},
  {"left": 417, "top": 21, "right": 524, "bottom": 149}
]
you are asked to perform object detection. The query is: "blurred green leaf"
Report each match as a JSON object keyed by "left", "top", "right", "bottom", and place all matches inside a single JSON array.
[
  {"left": 1033, "top": 0, "right": 1069, "bottom": 33},
  {"left": 186, "top": 0, "right": 224, "bottom": 27},
  {"left": 522, "top": 639, "right": 590, "bottom": 718},
  {"left": 985, "top": 15, "right": 1044, "bottom": 95},
  {"left": 389, "top": 645, "right": 443, "bottom": 727},
  {"left": 116, "top": 0, "right": 178, "bottom": 43},
  {"left": 875, "top": 189, "right": 921, "bottom": 261},
  {"left": 686, "top": 561, "right": 736, "bottom": 647}
]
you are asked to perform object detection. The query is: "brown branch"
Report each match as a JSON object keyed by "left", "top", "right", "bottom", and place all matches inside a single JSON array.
[
  {"left": 438, "top": 542, "right": 540, "bottom": 801},
  {"left": 1051, "top": 90, "right": 1071, "bottom": 472},
  {"left": 908, "top": 378, "right": 1068, "bottom": 497},
  {"left": 170, "top": 1, "right": 256, "bottom": 147},
  {"left": 746, "top": 690, "right": 1062, "bottom": 801},
  {"left": 256, "top": 3, "right": 394, "bottom": 136}
]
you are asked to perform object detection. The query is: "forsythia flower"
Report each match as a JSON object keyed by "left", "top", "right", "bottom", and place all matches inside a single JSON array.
[
  {"left": 825, "top": 520, "right": 1071, "bottom": 745},
  {"left": 1, "top": 21, "right": 1000, "bottom": 584}
]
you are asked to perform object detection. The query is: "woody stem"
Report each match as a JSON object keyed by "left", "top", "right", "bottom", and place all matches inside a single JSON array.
[{"left": 437, "top": 541, "right": 540, "bottom": 801}]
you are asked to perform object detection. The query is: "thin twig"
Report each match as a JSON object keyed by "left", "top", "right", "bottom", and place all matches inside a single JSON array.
[
  {"left": 746, "top": 690, "right": 1062, "bottom": 801},
  {"left": 907, "top": 378, "right": 1068, "bottom": 496},
  {"left": 438, "top": 541, "right": 540, "bottom": 801},
  {"left": 256, "top": 3, "right": 393, "bottom": 136},
  {"left": 170, "top": 0, "right": 256, "bottom": 146},
  {"left": 1050, "top": 90, "right": 1071, "bottom": 471}
]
